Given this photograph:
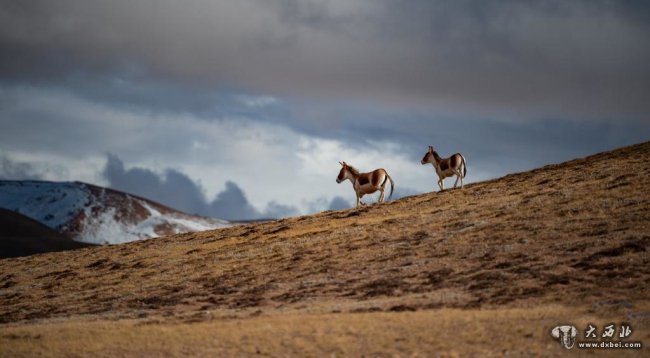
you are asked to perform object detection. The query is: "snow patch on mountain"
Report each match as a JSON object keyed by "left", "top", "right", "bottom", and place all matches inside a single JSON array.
[
  {"left": 0, "top": 180, "right": 230, "bottom": 245},
  {"left": 0, "top": 181, "right": 89, "bottom": 229}
]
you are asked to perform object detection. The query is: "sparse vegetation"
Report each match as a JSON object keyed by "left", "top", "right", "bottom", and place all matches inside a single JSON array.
[{"left": 1, "top": 142, "right": 649, "bottom": 356}]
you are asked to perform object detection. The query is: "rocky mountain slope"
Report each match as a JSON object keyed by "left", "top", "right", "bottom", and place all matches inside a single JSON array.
[
  {"left": 1, "top": 141, "right": 649, "bottom": 357},
  {"left": 0, "top": 181, "right": 229, "bottom": 245}
]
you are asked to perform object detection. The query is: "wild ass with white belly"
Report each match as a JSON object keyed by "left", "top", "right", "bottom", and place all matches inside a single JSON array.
[
  {"left": 421, "top": 146, "right": 467, "bottom": 191},
  {"left": 336, "top": 161, "right": 394, "bottom": 208}
]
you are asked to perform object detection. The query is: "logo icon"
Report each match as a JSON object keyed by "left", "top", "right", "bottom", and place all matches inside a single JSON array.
[{"left": 551, "top": 325, "right": 578, "bottom": 349}]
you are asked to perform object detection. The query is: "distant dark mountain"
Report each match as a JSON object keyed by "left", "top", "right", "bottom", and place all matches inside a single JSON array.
[
  {"left": 0, "top": 180, "right": 230, "bottom": 245},
  {"left": 0, "top": 208, "right": 91, "bottom": 258}
]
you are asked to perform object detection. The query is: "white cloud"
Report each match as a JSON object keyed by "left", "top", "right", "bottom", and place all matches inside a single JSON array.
[
  {"left": 0, "top": 85, "right": 445, "bottom": 215},
  {"left": 3, "top": 82, "right": 642, "bottom": 219},
  {"left": 0, "top": 150, "right": 105, "bottom": 185},
  {"left": 236, "top": 95, "right": 278, "bottom": 108},
  {"left": 295, "top": 137, "right": 432, "bottom": 202}
]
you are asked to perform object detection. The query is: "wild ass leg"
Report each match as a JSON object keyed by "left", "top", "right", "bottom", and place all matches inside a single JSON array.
[
  {"left": 355, "top": 189, "right": 361, "bottom": 208},
  {"left": 438, "top": 178, "right": 444, "bottom": 191},
  {"left": 378, "top": 187, "right": 385, "bottom": 203},
  {"left": 460, "top": 170, "right": 464, "bottom": 188},
  {"left": 454, "top": 171, "right": 461, "bottom": 188},
  {"left": 357, "top": 193, "right": 366, "bottom": 208}
]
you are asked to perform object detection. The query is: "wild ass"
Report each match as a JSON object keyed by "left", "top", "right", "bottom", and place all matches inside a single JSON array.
[
  {"left": 336, "top": 161, "right": 394, "bottom": 207},
  {"left": 421, "top": 146, "right": 467, "bottom": 191}
]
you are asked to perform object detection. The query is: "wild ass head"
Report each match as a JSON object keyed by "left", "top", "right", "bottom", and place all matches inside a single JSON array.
[
  {"left": 336, "top": 161, "right": 350, "bottom": 183},
  {"left": 421, "top": 145, "right": 435, "bottom": 165},
  {"left": 336, "top": 161, "right": 359, "bottom": 183}
]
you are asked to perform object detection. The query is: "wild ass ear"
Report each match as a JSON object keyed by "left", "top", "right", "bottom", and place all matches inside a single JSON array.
[
  {"left": 339, "top": 161, "right": 345, "bottom": 166},
  {"left": 429, "top": 145, "right": 433, "bottom": 151}
]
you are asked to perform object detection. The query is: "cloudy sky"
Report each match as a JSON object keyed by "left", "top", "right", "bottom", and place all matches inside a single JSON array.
[{"left": 1, "top": 0, "right": 649, "bottom": 220}]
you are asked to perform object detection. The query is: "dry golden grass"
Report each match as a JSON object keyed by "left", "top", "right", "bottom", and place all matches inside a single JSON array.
[
  {"left": 1, "top": 305, "right": 647, "bottom": 357},
  {"left": 1, "top": 141, "right": 650, "bottom": 356}
]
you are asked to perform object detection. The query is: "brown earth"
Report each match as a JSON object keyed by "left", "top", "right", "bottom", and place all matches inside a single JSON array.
[
  {"left": 1, "top": 141, "right": 650, "bottom": 357},
  {"left": 0, "top": 209, "right": 91, "bottom": 259}
]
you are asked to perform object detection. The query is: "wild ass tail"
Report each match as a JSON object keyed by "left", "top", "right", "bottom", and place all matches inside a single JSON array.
[
  {"left": 386, "top": 173, "right": 395, "bottom": 200},
  {"left": 460, "top": 154, "right": 467, "bottom": 178}
]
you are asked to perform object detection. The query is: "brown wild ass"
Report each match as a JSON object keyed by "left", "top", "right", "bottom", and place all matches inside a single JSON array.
[
  {"left": 421, "top": 146, "right": 467, "bottom": 191},
  {"left": 336, "top": 161, "right": 394, "bottom": 208}
]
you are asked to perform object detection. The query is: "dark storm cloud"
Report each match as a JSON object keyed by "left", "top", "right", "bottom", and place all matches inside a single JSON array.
[
  {"left": 104, "top": 154, "right": 207, "bottom": 215},
  {"left": 0, "top": 154, "right": 43, "bottom": 180},
  {"left": 206, "top": 181, "right": 263, "bottom": 221},
  {"left": 327, "top": 196, "right": 351, "bottom": 211},
  {"left": 263, "top": 201, "right": 300, "bottom": 219},
  {"left": 268, "top": 99, "right": 650, "bottom": 179},
  {"left": 103, "top": 154, "right": 297, "bottom": 220},
  {"left": 1, "top": 0, "right": 649, "bottom": 119},
  {"left": 391, "top": 187, "right": 421, "bottom": 200}
]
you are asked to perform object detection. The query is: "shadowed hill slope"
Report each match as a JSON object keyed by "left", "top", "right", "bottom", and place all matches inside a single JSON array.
[
  {"left": 0, "top": 209, "right": 91, "bottom": 259},
  {"left": 1, "top": 141, "right": 649, "bottom": 356}
]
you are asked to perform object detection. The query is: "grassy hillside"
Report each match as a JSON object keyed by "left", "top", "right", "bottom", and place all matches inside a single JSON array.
[
  {"left": 0, "top": 209, "right": 91, "bottom": 259},
  {"left": 1, "top": 141, "right": 649, "bottom": 357}
]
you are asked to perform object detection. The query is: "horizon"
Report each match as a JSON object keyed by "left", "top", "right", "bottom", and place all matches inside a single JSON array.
[
  {"left": 1, "top": 1, "right": 649, "bottom": 220},
  {"left": 1, "top": 138, "right": 646, "bottom": 220}
]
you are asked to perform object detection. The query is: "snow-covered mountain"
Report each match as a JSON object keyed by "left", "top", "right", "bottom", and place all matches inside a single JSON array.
[{"left": 0, "top": 180, "right": 230, "bottom": 244}]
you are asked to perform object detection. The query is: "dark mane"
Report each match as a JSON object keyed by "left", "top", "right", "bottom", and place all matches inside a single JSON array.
[{"left": 346, "top": 165, "right": 360, "bottom": 176}]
